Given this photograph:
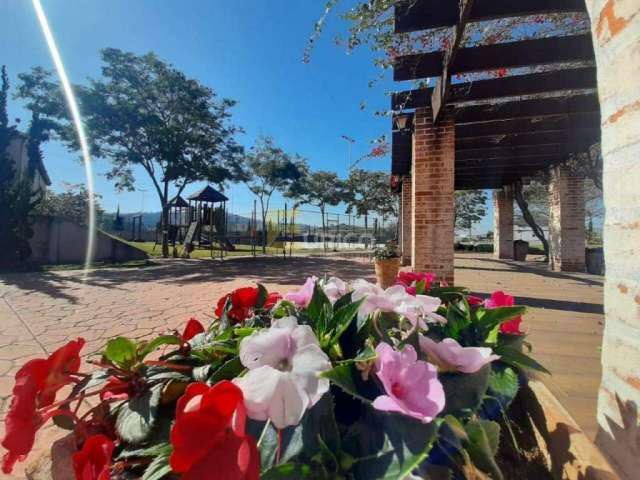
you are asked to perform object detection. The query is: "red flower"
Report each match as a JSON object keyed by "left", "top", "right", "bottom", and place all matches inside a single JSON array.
[
  {"left": 485, "top": 291, "right": 524, "bottom": 335},
  {"left": 396, "top": 271, "right": 437, "bottom": 294},
  {"left": 170, "top": 381, "right": 259, "bottom": 480},
  {"left": 1, "top": 338, "right": 85, "bottom": 473},
  {"left": 181, "top": 318, "right": 205, "bottom": 342},
  {"left": 72, "top": 434, "right": 114, "bottom": 480},
  {"left": 99, "top": 376, "right": 130, "bottom": 401},
  {"left": 467, "top": 295, "right": 484, "bottom": 306},
  {"left": 215, "top": 287, "right": 281, "bottom": 323}
]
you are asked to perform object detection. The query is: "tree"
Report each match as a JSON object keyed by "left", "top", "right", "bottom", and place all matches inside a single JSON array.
[
  {"left": 0, "top": 66, "right": 40, "bottom": 264},
  {"left": 36, "top": 183, "right": 104, "bottom": 225},
  {"left": 232, "top": 136, "right": 305, "bottom": 253},
  {"left": 513, "top": 179, "right": 550, "bottom": 259},
  {"left": 291, "top": 170, "right": 350, "bottom": 252},
  {"left": 18, "top": 50, "right": 242, "bottom": 257},
  {"left": 454, "top": 190, "right": 487, "bottom": 240},
  {"left": 345, "top": 169, "right": 390, "bottom": 246}
]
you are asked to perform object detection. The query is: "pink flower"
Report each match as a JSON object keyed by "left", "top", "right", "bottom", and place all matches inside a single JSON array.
[
  {"left": 284, "top": 277, "right": 317, "bottom": 308},
  {"left": 418, "top": 336, "right": 500, "bottom": 374},
  {"left": 484, "top": 291, "right": 524, "bottom": 335},
  {"left": 320, "top": 277, "right": 349, "bottom": 304},
  {"left": 372, "top": 343, "right": 445, "bottom": 423}
]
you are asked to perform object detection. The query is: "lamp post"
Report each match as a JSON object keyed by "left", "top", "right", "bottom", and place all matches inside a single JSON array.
[{"left": 341, "top": 135, "right": 355, "bottom": 171}]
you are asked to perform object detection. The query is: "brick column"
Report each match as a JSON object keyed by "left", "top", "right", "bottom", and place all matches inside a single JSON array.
[
  {"left": 493, "top": 187, "right": 514, "bottom": 259},
  {"left": 400, "top": 175, "right": 412, "bottom": 266},
  {"left": 584, "top": 1, "right": 640, "bottom": 477},
  {"left": 548, "top": 164, "right": 585, "bottom": 272},
  {"left": 411, "top": 107, "right": 455, "bottom": 284}
]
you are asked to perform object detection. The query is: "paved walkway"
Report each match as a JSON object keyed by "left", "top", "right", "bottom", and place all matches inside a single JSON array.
[{"left": 0, "top": 253, "right": 604, "bottom": 478}]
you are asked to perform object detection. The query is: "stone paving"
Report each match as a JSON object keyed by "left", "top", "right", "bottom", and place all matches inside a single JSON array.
[{"left": 0, "top": 253, "right": 604, "bottom": 478}]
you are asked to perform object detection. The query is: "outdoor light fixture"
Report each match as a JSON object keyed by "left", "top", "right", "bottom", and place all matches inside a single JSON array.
[{"left": 394, "top": 113, "right": 413, "bottom": 132}]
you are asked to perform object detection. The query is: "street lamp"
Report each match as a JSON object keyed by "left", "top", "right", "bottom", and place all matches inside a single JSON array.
[{"left": 341, "top": 135, "right": 355, "bottom": 171}]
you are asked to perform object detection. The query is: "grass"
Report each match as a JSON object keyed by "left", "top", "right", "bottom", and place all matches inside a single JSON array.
[
  {"left": 123, "top": 240, "right": 304, "bottom": 258},
  {"left": 0, "top": 259, "right": 156, "bottom": 274}
]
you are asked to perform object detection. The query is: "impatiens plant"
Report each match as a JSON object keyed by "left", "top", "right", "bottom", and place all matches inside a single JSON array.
[{"left": 1, "top": 274, "right": 547, "bottom": 479}]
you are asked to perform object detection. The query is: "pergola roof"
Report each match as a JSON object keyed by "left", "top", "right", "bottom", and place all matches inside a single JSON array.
[
  {"left": 390, "top": 0, "right": 600, "bottom": 190},
  {"left": 186, "top": 185, "right": 228, "bottom": 203},
  {"left": 168, "top": 195, "right": 189, "bottom": 208}
]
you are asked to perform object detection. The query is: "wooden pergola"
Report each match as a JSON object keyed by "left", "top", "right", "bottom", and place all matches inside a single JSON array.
[{"left": 390, "top": 0, "right": 601, "bottom": 191}]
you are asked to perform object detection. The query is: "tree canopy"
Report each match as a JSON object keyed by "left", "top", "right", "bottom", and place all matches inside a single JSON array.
[
  {"left": 454, "top": 190, "right": 487, "bottom": 238},
  {"left": 232, "top": 136, "right": 306, "bottom": 253}
]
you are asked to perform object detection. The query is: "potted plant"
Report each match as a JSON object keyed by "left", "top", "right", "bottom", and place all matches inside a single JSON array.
[
  {"left": 4, "top": 275, "right": 615, "bottom": 480},
  {"left": 373, "top": 240, "right": 401, "bottom": 288}
]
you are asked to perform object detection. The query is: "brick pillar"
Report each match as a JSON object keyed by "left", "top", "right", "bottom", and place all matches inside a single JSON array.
[
  {"left": 548, "top": 164, "right": 585, "bottom": 272},
  {"left": 493, "top": 187, "right": 514, "bottom": 259},
  {"left": 411, "top": 107, "right": 455, "bottom": 284},
  {"left": 584, "top": 1, "right": 640, "bottom": 477},
  {"left": 400, "top": 175, "right": 412, "bottom": 266}
]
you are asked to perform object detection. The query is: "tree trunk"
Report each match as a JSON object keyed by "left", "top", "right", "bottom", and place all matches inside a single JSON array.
[
  {"left": 260, "top": 204, "right": 267, "bottom": 254},
  {"left": 513, "top": 180, "right": 549, "bottom": 259},
  {"left": 364, "top": 214, "right": 369, "bottom": 249},
  {"left": 161, "top": 181, "right": 169, "bottom": 258},
  {"left": 320, "top": 205, "right": 326, "bottom": 254}
]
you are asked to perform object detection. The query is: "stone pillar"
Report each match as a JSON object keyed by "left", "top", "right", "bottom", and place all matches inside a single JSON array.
[
  {"left": 400, "top": 175, "right": 412, "bottom": 266},
  {"left": 493, "top": 187, "right": 514, "bottom": 259},
  {"left": 548, "top": 164, "right": 586, "bottom": 272},
  {"left": 584, "top": 1, "right": 640, "bottom": 477},
  {"left": 411, "top": 107, "right": 455, "bottom": 284}
]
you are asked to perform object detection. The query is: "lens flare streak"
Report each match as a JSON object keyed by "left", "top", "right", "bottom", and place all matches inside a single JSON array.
[{"left": 32, "top": 0, "right": 96, "bottom": 277}]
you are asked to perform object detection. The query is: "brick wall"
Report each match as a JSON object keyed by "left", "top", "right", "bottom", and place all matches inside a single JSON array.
[
  {"left": 411, "top": 107, "right": 455, "bottom": 284},
  {"left": 548, "top": 164, "right": 586, "bottom": 272},
  {"left": 493, "top": 187, "right": 514, "bottom": 259},
  {"left": 584, "top": 1, "right": 640, "bottom": 478},
  {"left": 401, "top": 175, "right": 412, "bottom": 266}
]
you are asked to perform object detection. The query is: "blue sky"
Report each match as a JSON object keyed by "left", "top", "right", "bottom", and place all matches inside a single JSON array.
[{"left": 1, "top": 0, "right": 493, "bottom": 232}]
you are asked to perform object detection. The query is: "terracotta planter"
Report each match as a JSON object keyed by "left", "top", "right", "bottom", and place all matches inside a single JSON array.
[{"left": 374, "top": 257, "right": 400, "bottom": 288}]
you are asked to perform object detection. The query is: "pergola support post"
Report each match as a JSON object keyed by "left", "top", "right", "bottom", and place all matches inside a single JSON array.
[
  {"left": 400, "top": 175, "right": 412, "bottom": 265},
  {"left": 548, "top": 164, "right": 585, "bottom": 272},
  {"left": 585, "top": 1, "right": 640, "bottom": 477},
  {"left": 493, "top": 187, "right": 514, "bottom": 259},
  {"left": 411, "top": 107, "right": 455, "bottom": 284}
]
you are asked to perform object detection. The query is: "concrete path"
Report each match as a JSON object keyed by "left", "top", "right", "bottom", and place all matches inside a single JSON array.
[{"left": 0, "top": 253, "right": 604, "bottom": 478}]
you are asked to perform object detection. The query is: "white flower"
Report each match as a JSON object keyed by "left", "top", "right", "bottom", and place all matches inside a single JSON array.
[
  {"left": 320, "top": 276, "right": 349, "bottom": 304},
  {"left": 234, "top": 316, "right": 331, "bottom": 429}
]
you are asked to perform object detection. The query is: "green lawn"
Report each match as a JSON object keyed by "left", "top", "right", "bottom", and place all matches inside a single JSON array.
[{"left": 123, "top": 240, "right": 297, "bottom": 258}]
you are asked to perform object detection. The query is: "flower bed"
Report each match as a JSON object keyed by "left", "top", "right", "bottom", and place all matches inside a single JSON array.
[{"left": 3, "top": 273, "right": 554, "bottom": 479}]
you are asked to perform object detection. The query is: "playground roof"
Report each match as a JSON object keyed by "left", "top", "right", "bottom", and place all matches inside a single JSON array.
[
  {"left": 187, "top": 185, "right": 228, "bottom": 203},
  {"left": 168, "top": 195, "right": 189, "bottom": 208},
  {"left": 390, "top": 0, "right": 601, "bottom": 190}
]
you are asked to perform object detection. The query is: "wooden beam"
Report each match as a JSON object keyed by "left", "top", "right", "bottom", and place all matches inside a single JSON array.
[
  {"left": 457, "top": 144, "right": 589, "bottom": 160},
  {"left": 455, "top": 112, "right": 600, "bottom": 138},
  {"left": 395, "top": 0, "right": 587, "bottom": 34},
  {"left": 456, "top": 128, "right": 600, "bottom": 149},
  {"left": 394, "top": 34, "right": 594, "bottom": 81},
  {"left": 393, "top": 69, "right": 597, "bottom": 109},
  {"left": 430, "top": 0, "right": 475, "bottom": 122}
]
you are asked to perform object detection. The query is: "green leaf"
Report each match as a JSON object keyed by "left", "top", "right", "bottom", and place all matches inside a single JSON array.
[
  {"left": 141, "top": 450, "right": 172, "bottom": 480},
  {"left": 443, "top": 301, "right": 471, "bottom": 339},
  {"left": 476, "top": 306, "right": 526, "bottom": 341},
  {"left": 105, "top": 337, "right": 137, "bottom": 368},
  {"left": 329, "top": 298, "right": 364, "bottom": 345},
  {"left": 256, "top": 283, "right": 269, "bottom": 308},
  {"left": 307, "top": 282, "right": 332, "bottom": 333},
  {"left": 118, "top": 442, "right": 172, "bottom": 459},
  {"left": 139, "top": 335, "right": 181, "bottom": 359},
  {"left": 464, "top": 419, "right": 503, "bottom": 480},
  {"left": 352, "top": 413, "right": 440, "bottom": 480},
  {"left": 115, "top": 384, "right": 163, "bottom": 444},
  {"left": 320, "top": 364, "right": 374, "bottom": 403},
  {"left": 261, "top": 463, "right": 313, "bottom": 479},
  {"left": 209, "top": 356, "right": 244, "bottom": 384},
  {"left": 488, "top": 365, "right": 520, "bottom": 409},
  {"left": 439, "top": 365, "right": 490, "bottom": 415},
  {"left": 494, "top": 346, "right": 550, "bottom": 375},
  {"left": 192, "top": 364, "right": 212, "bottom": 382}
]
